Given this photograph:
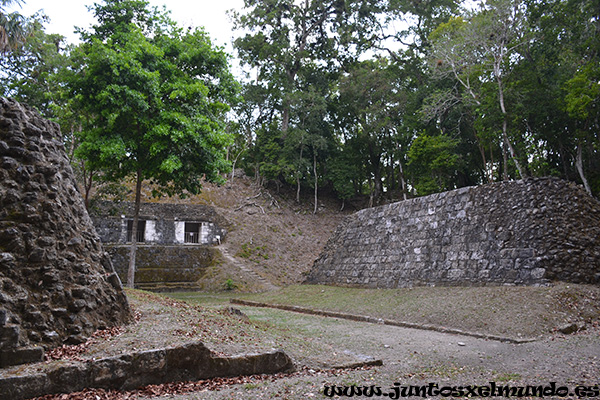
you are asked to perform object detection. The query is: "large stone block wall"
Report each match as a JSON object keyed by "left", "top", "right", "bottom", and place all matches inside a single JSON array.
[
  {"left": 90, "top": 201, "right": 229, "bottom": 290},
  {"left": 306, "top": 178, "right": 600, "bottom": 288},
  {"left": 1, "top": 341, "right": 294, "bottom": 400},
  {"left": 0, "top": 98, "right": 130, "bottom": 367},
  {"left": 106, "top": 245, "right": 220, "bottom": 291}
]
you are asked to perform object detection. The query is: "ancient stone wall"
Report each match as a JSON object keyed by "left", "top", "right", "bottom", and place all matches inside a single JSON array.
[
  {"left": 1, "top": 341, "right": 294, "bottom": 400},
  {"left": 306, "top": 178, "right": 600, "bottom": 288},
  {"left": 106, "top": 245, "right": 220, "bottom": 291},
  {"left": 90, "top": 201, "right": 229, "bottom": 245},
  {"left": 90, "top": 201, "right": 228, "bottom": 290},
  {"left": 0, "top": 98, "right": 130, "bottom": 367}
]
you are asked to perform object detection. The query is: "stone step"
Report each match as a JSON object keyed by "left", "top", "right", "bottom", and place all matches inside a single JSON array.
[{"left": 217, "top": 246, "right": 279, "bottom": 291}]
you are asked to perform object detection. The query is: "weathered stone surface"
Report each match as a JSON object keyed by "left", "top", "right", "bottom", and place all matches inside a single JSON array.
[
  {"left": 306, "top": 178, "right": 600, "bottom": 288},
  {"left": 0, "top": 341, "right": 295, "bottom": 400},
  {"left": 104, "top": 244, "right": 220, "bottom": 291},
  {"left": 0, "top": 98, "right": 130, "bottom": 367},
  {"left": 0, "top": 346, "right": 44, "bottom": 366},
  {"left": 90, "top": 200, "right": 229, "bottom": 245},
  {"left": 90, "top": 201, "right": 229, "bottom": 290}
]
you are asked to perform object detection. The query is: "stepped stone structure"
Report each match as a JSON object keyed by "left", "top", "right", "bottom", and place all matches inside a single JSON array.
[
  {"left": 0, "top": 98, "right": 130, "bottom": 367},
  {"left": 306, "top": 178, "right": 600, "bottom": 288},
  {"left": 91, "top": 201, "right": 229, "bottom": 291}
]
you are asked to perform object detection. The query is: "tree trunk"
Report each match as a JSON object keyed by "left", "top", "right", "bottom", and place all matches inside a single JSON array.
[
  {"left": 373, "top": 167, "right": 383, "bottom": 206},
  {"left": 126, "top": 169, "right": 143, "bottom": 288},
  {"left": 497, "top": 74, "right": 526, "bottom": 179},
  {"left": 296, "top": 176, "right": 301, "bottom": 203},
  {"left": 230, "top": 148, "right": 245, "bottom": 181},
  {"left": 575, "top": 143, "right": 592, "bottom": 195},
  {"left": 296, "top": 143, "right": 304, "bottom": 203},
  {"left": 313, "top": 152, "right": 318, "bottom": 215},
  {"left": 388, "top": 153, "right": 395, "bottom": 194},
  {"left": 81, "top": 161, "right": 94, "bottom": 210},
  {"left": 282, "top": 69, "right": 297, "bottom": 135},
  {"left": 282, "top": 105, "right": 290, "bottom": 133},
  {"left": 502, "top": 141, "right": 509, "bottom": 181},
  {"left": 502, "top": 118, "right": 526, "bottom": 179},
  {"left": 472, "top": 127, "right": 491, "bottom": 183},
  {"left": 398, "top": 159, "right": 408, "bottom": 201},
  {"left": 254, "top": 163, "right": 261, "bottom": 185}
]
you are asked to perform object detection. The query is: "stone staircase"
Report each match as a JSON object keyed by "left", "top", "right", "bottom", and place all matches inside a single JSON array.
[{"left": 217, "top": 245, "right": 279, "bottom": 292}]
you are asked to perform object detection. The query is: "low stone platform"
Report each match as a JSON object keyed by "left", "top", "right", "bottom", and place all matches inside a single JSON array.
[{"left": 0, "top": 341, "right": 294, "bottom": 400}]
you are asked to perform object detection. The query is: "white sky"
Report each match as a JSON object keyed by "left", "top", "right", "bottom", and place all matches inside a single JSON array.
[{"left": 7, "top": 0, "right": 246, "bottom": 53}]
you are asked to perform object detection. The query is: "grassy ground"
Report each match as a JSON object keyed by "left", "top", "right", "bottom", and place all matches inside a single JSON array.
[
  {"left": 24, "top": 285, "right": 600, "bottom": 399},
  {"left": 168, "top": 283, "right": 600, "bottom": 340}
]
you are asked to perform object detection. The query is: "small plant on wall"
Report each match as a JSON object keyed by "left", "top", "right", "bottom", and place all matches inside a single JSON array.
[{"left": 224, "top": 278, "right": 238, "bottom": 291}]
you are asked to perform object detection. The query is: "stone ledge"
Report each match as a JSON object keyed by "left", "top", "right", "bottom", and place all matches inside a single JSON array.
[
  {"left": 230, "top": 299, "right": 536, "bottom": 344},
  {"left": 0, "top": 347, "right": 44, "bottom": 368},
  {"left": 0, "top": 341, "right": 294, "bottom": 400}
]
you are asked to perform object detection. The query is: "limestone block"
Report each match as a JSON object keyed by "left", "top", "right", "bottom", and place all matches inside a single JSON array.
[
  {"left": 306, "top": 178, "right": 600, "bottom": 288},
  {"left": 0, "top": 98, "right": 130, "bottom": 367}
]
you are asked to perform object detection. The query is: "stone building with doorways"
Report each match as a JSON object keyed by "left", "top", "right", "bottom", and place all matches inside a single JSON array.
[{"left": 90, "top": 200, "right": 229, "bottom": 291}]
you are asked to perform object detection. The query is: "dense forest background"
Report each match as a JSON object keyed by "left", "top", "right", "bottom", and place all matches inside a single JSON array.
[{"left": 2, "top": 0, "right": 599, "bottom": 211}]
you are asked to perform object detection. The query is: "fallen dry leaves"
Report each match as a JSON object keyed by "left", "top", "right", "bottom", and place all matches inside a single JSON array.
[
  {"left": 31, "top": 365, "right": 375, "bottom": 400},
  {"left": 45, "top": 326, "right": 127, "bottom": 362}
]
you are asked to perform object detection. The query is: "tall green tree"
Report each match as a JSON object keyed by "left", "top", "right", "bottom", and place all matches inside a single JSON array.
[
  {"left": 427, "top": 0, "right": 532, "bottom": 180},
  {"left": 0, "top": 0, "right": 30, "bottom": 53},
  {"left": 70, "top": 0, "right": 239, "bottom": 287},
  {"left": 559, "top": 0, "right": 600, "bottom": 194},
  {"left": 407, "top": 132, "right": 462, "bottom": 195},
  {"left": 232, "top": 0, "right": 381, "bottom": 133},
  {"left": 231, "top": 0, "right": 383, "bottom": 204},
  {"left": 517, "top": 0, "right": 599, "bottom": 194},
  {"left": 334, "top": 58, "right": 410, "bottom": 205},
  {"left": 0, "top": 17, "right": 69, "bottom": 117}
]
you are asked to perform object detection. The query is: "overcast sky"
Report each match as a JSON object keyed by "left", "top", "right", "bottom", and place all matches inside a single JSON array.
[{"left": 7, "top": 0, "right": 246, "bottom": 53}]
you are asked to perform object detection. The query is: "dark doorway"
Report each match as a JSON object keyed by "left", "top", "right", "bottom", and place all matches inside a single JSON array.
[{"left": 127, "top": 220, "right": 146, "bottom": 242}]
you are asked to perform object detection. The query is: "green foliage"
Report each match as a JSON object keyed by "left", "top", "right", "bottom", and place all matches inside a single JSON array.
[
  {"left": 327, "top": 149, "right": 360, "bottom": 202},
  {"left": 62, "top": 0, "right": 240, "bottom": 287},
  {"left": 0, "top": 13, "right": 69, "bottom": 117},
  {"left": 231, "top": 0, "right": 384, "bottom": 206},
  {"left": 333, "top": 58, "right": 412, "bottom": 202},
  {"left": 70, "top": 0, "right": 239, "bottom": 198},
  {"left": 0, "top": 0, "right": 30, "bottom": 53},
  {"left": 3, "top": 0, "right": 599, "bottom": 207},
  {"left": 237, "top": 242, "right": 270, "bottom": 261},
  {"left": 223, "top": 278, "right": 238, "bottom": 291},
  {"left": 407, "top": 133, "right": 462, "bottom": 196},
  {"left": 564, "top": 64, "right": 600, "bottom": 121}
]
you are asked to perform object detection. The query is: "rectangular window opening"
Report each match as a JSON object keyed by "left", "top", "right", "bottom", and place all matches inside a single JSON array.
[
  {"left": 184, "top": 222, "right": 201, "bottom": 244},
  {"left": 126, "top": 220, "right": 146, "bottom": 243}
]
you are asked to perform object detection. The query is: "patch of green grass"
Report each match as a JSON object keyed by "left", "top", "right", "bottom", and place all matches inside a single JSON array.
[
  {"left": 166, "top": 283, "right": 600, "bottom": 340},
  {"left": 244, "top": 383, "right": 261, "bottom": 390},
  {"left": 224, "top": 278, "right": 238, "bottom": 291},
  {"left": 494, "top": 372, "right": 522, "bottom": 382},
  {"left": 237, "top": 242, "right": 270, "bottom": 260}
]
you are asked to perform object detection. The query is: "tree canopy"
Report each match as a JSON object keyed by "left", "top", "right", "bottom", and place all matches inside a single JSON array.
[
  {"left": 65, "top": 0, "right": 239, "bottom": 286},
  {"left": 2, "top": 0, "right": 598, "bottom": 213},
  {"left": 0, "top": 0, "right": 30, "bottom": 53}
]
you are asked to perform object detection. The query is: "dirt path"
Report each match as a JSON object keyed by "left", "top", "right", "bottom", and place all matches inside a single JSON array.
[{"left": 153, "top": 305, "right": 600, "bottom": 399}]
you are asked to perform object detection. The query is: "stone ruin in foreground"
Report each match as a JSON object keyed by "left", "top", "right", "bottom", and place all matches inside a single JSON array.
[
  {"left": 307, "top": 177, "right": 600, "bottom": 288},
  {"left": 0, "top": 98, "right": 131, "bottom": 367}
]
